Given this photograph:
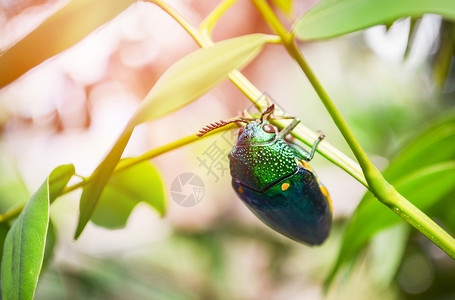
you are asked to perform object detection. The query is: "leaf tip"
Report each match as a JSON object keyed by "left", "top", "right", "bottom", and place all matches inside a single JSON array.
[
  {"left": 323, "top": 276, "right": 333, "bottom": 295},
  {"left": 73, "top": 219, "right": 87, "bottom": 240}
]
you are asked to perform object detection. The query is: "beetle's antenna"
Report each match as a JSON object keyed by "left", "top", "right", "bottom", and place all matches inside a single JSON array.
[
  {"left": 260, "top": 104, "right": 275, "bottom": 122},
  {"left": 197, "top": 119, "right": 246, "bottom": 137}
]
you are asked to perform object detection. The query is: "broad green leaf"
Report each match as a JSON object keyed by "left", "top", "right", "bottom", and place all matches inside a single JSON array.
[
  {"left": 1, "top": 165, "right": 73, "bottom": 300},
  {"left": 41, "top": 221, "right": 56, "bottom": 272},
  {"left": 294, "top": 0, "right": 455, "bottom": 41},
  {"left": 128, "top": 34, "right": 270, "bottom": 127},
  {"left": 75, "top": 34, "right": 270, "bottom": 239},
  {"left": 91, "top": 160, "right": 165, "bottom": 229},
  {"left": 325, "top": 161, "right": 455, "bottom": 289},
  {"left": 0, "top": 0, "right": 135, "bottom": 88}
]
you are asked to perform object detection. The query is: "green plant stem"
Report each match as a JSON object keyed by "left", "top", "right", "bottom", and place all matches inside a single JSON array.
[
  {"left": 63, "top": 125, "right": 235, "bottom": 195},
  {"left": 280, "top": 120, "right": 367, "bottom": 185},
  {"left": 0, "top": 0, "right": 363, "bottom": 223},
  {"left": 149, "top": 0, "right": 208, "bottom": 47},
  {"left": 114, "top": 125, "right": 236, "bottom": 172},
  {"left": 150, "top": 0, "right": 366, "bottom": 186},
  {"left": 250, "top": 0, "right": 455, "bottom": 258},
  {"left": 0, "top": 125, "right": 235, "bottom": 224},
  {"left": 0, "top": 205, "right": 25, "bottom": 223},
  {"left": 199, "top": 0, "right": 239, "bottom": 38},
  {"left": 393, "top": 193, "right": 455, "bottom": 258}
]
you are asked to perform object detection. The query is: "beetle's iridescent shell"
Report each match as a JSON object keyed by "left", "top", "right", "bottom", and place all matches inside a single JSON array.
[{"left": 229, "top": 120, "right": 332, "bottom": 245}]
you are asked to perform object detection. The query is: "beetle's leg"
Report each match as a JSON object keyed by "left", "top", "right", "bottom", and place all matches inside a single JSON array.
[
  {"left": 287, "top": 132, "right": 325, "bottom": 161},
  {"left": 277, "top": 118, "right": 300, "bottom": 139},
  {"left": 306, "top": 132, "right": 325, "bottom": 161},
  {"left": 288, "top": 143, "right": 311, "bottom": 161}
]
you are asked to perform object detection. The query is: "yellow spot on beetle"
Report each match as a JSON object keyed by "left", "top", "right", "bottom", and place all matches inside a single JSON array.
[
  {"left": 281, "top": 182, "right": 290, "bottom": 191},
  {"left": 301, "top": 160, "right": 313, "bottom": 172},
  {"left": 319, "top": 186, "right": 332, "bottom": 212},
  {"left": 238, "top": 186, "right": 243, "bottom": 194}
]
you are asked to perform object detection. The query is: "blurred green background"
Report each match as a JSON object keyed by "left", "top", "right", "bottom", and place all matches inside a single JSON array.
[{"left": 1, "top": 0, "right": 455, "bottom": 299}]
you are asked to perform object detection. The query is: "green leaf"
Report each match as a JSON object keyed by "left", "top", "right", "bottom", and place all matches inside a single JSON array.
[
  {"left": 0, "top": 223, "right": 9, "bottom": 262},
  {"left": 48, "top": 164, "right": 76, "bottom": 203},
  {"left": 41, "top": 221, "right": 56, "bottom": 272},
  {"left": 385, "top": 117, "right": 455, "bottom": 181},
  {"left": 0, "top": 0, "right": 135, "bottom": 88},
  {"left": 128, "top": 34, "right": 270, "bottom": 127},
  {"left": 325, "top": 161, "right": 455, "bottom": 289},
  {"left": 91, "top": 160, "right": 165, "bottom": 229},
  {"left": 325, "top": 113, "right": 455, "bottom": 289},
  {"left": 369, "top": 224, "right": 410, "bottom": 287},
  {"left": 432, "top": 20, "right": 455, "bottom": 90},
  {"left": 75, "top": 129, "right": 134, "bottom": 239},
  {"left": 294, "top": 0, "right": 455, "bottom": 41},
  {"left": 1, "top": 165, "right": 73, "bottom": 300},
  {"left": 75, "top": 34, "right": 270, "bottom": 239}
]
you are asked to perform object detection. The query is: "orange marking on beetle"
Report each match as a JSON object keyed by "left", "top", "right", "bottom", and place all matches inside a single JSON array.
[
  {"left": 301, "top": 160, "right": 313, "bottom": 172},
  {"left": 238, "top": 186, "right": 243, "bottom": 194},
  {"left": 319, "top": 185, "right": 332, "bottom": 212},
  {"left": 281, "top": 182, "right": 290, "bottom": 191}
]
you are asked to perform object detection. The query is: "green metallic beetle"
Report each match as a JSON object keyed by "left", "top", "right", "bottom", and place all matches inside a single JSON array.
[{"left": 198, "top": 104, "right": 332, "bottom": 245}]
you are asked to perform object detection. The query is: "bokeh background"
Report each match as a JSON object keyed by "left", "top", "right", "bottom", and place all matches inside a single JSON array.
[{"left": 1, "top": 0, "right": 454, "bottom": 299}]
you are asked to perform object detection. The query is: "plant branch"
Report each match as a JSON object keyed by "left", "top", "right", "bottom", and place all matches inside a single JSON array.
[
  {"left": 0, "top": 125, "right": 235, "bottom": 224},
  {"left": 199, "top": 0, "right": 239, "bottom": 38},
  {"left": 63, "top": 125, "right": 235, "bottom": 195},
  {"left": 250, "top": 0, "right": 455, "bottom": 258},
  {"left": 0, "top": 204, "right": 25, "bottom": 223},
  {"left": 147, "top": 0, "right": 208, "bottom": 47},
  {"left": 149, "top": 0, "right": 366, "bottom": 186}
]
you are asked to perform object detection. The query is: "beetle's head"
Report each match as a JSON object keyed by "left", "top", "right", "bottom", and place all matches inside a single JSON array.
[
  {"left": 196, "top": 104, "right": 276, "bottom": 141},
  {"left": 236, "top": 120, "right": 277, "bottom": 146}
]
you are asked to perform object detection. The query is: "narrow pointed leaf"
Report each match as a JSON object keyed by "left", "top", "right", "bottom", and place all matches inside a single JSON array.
[
  {"left": 385, "top": 119, "right": 455, "bottom": 181},
  {"left": 294, "top": 0, "right": 455, "bottom": 41},
  {"left": 1, "top": 164, "right": 74, "bottom": 300},
  {"left": 75, "top": 128, "right": 133, "bottom": 238},
  {"left": 369, "top": 224, "right": 410, "bottom": 286},
  {"left": 91, "top": 160, "right": 165, "bottom": 229},
  {"left": 128, "top": 33, "right": 270, "bottom": 127},
  {"left": 75, "top": 34, "right": 269, "bottom": 239},
  {"left": 325, "top": 161, "right": 455, "bottom": 288},
  {"left": 326, "top": 113, "right": 455, "bottom": 289},
  {"left": 0, "top": 0, "right": 135, "bottom": 88}
]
